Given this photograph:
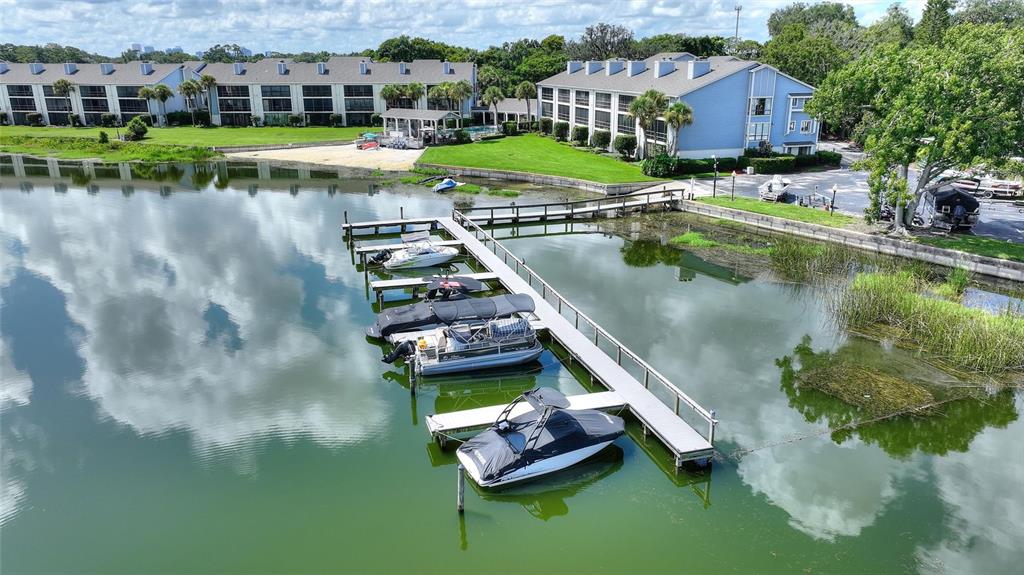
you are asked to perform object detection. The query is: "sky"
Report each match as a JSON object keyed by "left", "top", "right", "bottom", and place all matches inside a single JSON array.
[{"left": 0, "top": 0, "right": 927, "bottom": 56}]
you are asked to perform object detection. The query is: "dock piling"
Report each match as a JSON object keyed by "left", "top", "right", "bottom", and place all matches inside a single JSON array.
[{"left": 457, "top": 464, "right": 466, "bottom": 513}]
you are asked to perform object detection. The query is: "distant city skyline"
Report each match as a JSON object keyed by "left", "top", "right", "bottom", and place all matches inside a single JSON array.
[{"left": 3, "top": 0, "right": 927, "bottom": 57}]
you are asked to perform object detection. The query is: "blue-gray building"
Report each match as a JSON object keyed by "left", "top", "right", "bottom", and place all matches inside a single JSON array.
[{"left": 537, "top": 52, "right": 819, "bottom": 158}]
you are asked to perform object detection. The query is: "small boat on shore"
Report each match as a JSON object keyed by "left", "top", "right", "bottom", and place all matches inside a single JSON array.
[
  {"left": 382, "top": 316, "right": 543, "bottom": 376},
  {"left": 367, "top": 293, "right": 535, "bottom": 339},
  {"left": 758, "top": 175, "right": 792, "bottom": 202},
  {"left": 949, "top": 176, "right": 1022, "bottom": 199},
  {"left": 921, "top": 188, "right": 981, "bottom": 231},
  {"left": 367, "top": 231, "right": 459, "bottom": 270},
  {"left": 456, "top": 388, "right": 625, "bottom": 488},
  {"left": 432, "top": 177, "right": 465, "bottom": 193}
]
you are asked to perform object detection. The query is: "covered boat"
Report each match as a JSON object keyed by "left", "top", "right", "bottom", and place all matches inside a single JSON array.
[
  {"left": 758, "top": 175, "right": 792, "bottom": 202},
  {"left": 383, "top": 316, "right": 543, "bottom": 376},
  {"left": 423, "top": 275, "right": 488, "bottom": 301},
  {"left": 432, "top": 177, "right": 465, "bottom": 193},
  {"left": 367, "top": 293, "right": 535, "bottom": 339},
  {"left": 921, "top": 188, "right": 981, "bottom": 231},
  {"left": 456, "top": 388, "right": 624, "bottom": 488}
]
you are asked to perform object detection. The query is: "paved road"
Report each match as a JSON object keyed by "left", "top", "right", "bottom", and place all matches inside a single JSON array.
[{"left": 698, "top": 168, "right": 1022, "bottom": 243}]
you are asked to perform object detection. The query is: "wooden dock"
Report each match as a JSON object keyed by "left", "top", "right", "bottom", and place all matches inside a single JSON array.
[{"left": 459, "top": 188, "right": 683, "bottom": 225}]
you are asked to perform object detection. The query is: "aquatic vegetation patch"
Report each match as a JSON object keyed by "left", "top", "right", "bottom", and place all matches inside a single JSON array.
[
  {"left": 669, "top": 231, "right": 719, "bottom": 247},
  {"left": 795, "top": 363, "right": 935, "bottom": 416},
  {"left": 837, "top": 271, "right": 1024, "bottom": 373},
  {"left": 485, "top": 189, "right": 520, "bottom": 197}
]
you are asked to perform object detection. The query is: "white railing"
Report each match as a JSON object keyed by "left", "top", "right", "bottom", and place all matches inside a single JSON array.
[{"left": 451, "top": 210, "right": 717, "bottom": 444}]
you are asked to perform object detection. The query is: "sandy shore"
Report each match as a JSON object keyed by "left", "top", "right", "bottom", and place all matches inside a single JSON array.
[{"left": 226, "top": 144, "right": 425, "bottom": 171}]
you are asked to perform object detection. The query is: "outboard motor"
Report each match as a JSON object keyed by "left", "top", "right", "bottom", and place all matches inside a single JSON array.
[
  {"left": 381, "top": 340, "right": 416, "bottom": 364},
  {"left": 368, "top": 249, "right": 392, "bottom": 266}
]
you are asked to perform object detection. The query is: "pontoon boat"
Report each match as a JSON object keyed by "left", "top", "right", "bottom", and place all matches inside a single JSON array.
[
  {"left": 366, "top": 293, "right": 535, "bottom": 339},
  {"left": 456, "top": 388, "right": 624, "bottom": 488},
  {"left": 383, "top": 316, "right": 543, "bottom": 376}
]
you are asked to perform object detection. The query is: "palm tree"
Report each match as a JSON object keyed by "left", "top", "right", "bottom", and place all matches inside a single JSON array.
[
  {"left": 663, "top": 101, "right": 694, "bottom": 156},
  {"left": 147, "top": 83, "right": 173, "bottom": 126},
  {"left": 138, "top": 86, "right": 157, "bottom": 122},
  {"left": 514, "top": 81, "right": 536, "bottom": 129},
  {"left": 51, "top": 79, "right": 75, "bottom": 125},
  {"left": 628, "top": 89, "right": 670, "bottom": 159},
  {"left": 405, "top": 82, "right": 425, "bottom": 109},
  {"left": 450, "top": 80, "right": 473, "bottom": 113},
  {"left": 481, "top": 86, "right": 505, "bottom": 129},
  {"left": 380, "top": 84, "right": 403, "bottom": 109},
  {"left": 177, "top": 79, "right": 201, "bottom": 125},
  {"left": 427, "top": 83, "right": 449, "bottom": 110},
  {"left": 199, "top": 74, "right": 217, "bottom": 112}
]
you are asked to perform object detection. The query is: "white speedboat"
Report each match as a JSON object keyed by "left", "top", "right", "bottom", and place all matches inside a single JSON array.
[
  {"left": 758, "top": 174, "right": 792, "bottom": 201},
  {"left": 383, "top": 316, "right": 542, "bottom": 376},
  {"left": 456, "top": 388, "right": 624, "bottom": 488},
  {"left": 368, "top": 231, "right": 459, "bottom": 270}
]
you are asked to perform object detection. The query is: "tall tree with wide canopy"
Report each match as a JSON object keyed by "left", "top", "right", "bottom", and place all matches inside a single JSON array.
[
  {"left": 628, "top": 89, "right": 669, "bottom": 159},
  {"left": 865, "top": 3, "right": 916, "bottom": 48},
  {"left": 663, "top": 102, "right": 694, "bottom": 155},
  {"left": 565, "top": 23, "right": 637, "bottom": 60},
  {"left": 952, "top": 0, "right": 1024, "bottom": 26},
  {"left": 767, "top": 2, "right": 859, "bottom": 37},
  {"left": 916, "top": 0, "right": 955, "bottom": 44},
  {"left": 807, "top": 24, "right": 1024, "bottom": 226},
  {"left": 762, "top": 24, "right": 850, "bottom": 87}
]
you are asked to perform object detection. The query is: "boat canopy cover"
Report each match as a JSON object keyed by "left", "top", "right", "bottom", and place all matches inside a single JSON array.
[
  {"left": 400, "top": 230, "right": 430, "bottom": 243},
  {"left": 929, "top": 188, "right": 980, "bottom": 213},
  {"left": 459, "top": 406, "right": 624, "bottom": 485},
  {"left": 424, "top": 275, "right": 487, "bottom": 293},
  {"left": 368, "top": 293, "right": 534, "bottom": 338},
  {"left": 523, "top": 387, "right": 570, "bottom": 411}
]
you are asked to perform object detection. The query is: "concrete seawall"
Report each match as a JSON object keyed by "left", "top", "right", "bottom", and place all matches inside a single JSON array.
[
  {"left": 678, "top": 200, "right": 1024, "bottom": 282},
  {"left": 414, "top": 162, "right": 664, "bottom": 195},
  {"left": 214, "top": 140, "right": 354, "bottom": 153}
]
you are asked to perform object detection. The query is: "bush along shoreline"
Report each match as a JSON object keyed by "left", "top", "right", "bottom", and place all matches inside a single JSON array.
[
  {"left": 0, "top": 134, "right": 220, "bottom": 162},
  {"left": 641, "top": 147, "right": 842, "bottom": 178}
]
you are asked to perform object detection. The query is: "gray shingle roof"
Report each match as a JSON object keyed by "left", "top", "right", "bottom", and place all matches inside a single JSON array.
[
  {"left": 0, "top": 62, "right": 185, "bottom": 85},
  {"left": 195, "top": 57, "right": 473, "bottom": 85},
  {"left": 492, "top": 98, "right": 536, "bottom": 114},
  {"left": 538, "top": 56, "right": 758, "bottom": 97}
]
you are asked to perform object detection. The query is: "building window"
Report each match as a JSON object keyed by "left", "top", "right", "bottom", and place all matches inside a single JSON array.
[
  {"left": 791, "top": 97, "right": 807, "bottom": 111},
  {"left": 787, "top": 121, "right": 795, "bottom": 133},
  {"left": 595, "top": 110, "right": 610, "bottom": 130},
  {"left": 117, "top": 85, "right": 142, "bottom": 98},
  {"left": 617, "top": 114, "right": 634, "bottom": 134},
  {"left": 10, "top": 97, "right": 36, "bottom": 111},
  {"left": 304, "top": 98, "right": 333, "bottom": 112},
  {"left": 747, "top": 122, "right": 770, "bottom": 141},
  {"left": 344, "top": 98, "right": 373, "bottom": 112},
  {"left": 800, "top": 119, "right": 814, "bottom": 134},
  {"left": 7, "top": 85, "right": 33, "bottom": 97},
  {"left": 650, "top": 119, "right": 667, "bottom": 142},
  {"left": 541, "top": 87, "right": 553, "bottom": 101},
  {"left": 303, "top": 85, "right": 331, "bottom": 97},
  {"left": 219, "top": 98, "right": 251, "bottom": 112},
  {"left": 220, "top": 113, "right": 249, "bottom": 126},
  {"left": 541, "top": 102, "right": 553, "bottom": 118},
  {"left": 217, "top": 85, "right": 250, "bottom": 97},
  {"left": 263, "top": 113, "right": 290, "bottom": 126},
  {"left": 346, "top": 112, "right": 373, "bottom": 126},
  {"left": 344, "top": 85, "right": 372, "bottom": 97},
  {"left": 557, "top": 89, "right": 570, "bottom": 103},
  {"left": 574, "top": 106, "right": 588, "bottom": 125},
  {"left": 748, "top": 97, "right": 772, "bottom": 116},
  {"left": 618, "top": 94, "right": 634, "bottom": 113},
  {"left": 306, "top": 112, "right": 332, "bottom": 126},
  {"left": 595, "top": 92, "right": 611, "bottom": 109},
  {"left": 45, "top": 98, "right": 71, "bottom": 111},
  {"left": 261, "top": 85, "right": 290, "bottom": 97},
  {"left": 81, "top": 98, "right": 109, "bottom": 112},
  {"left": 119, "top": 99, "right": 148, "bottom": 113},
  {"left": 79, "top": 85, "right": 106, "bottom": 98},
  {"left": 263, "top": 99, "right": 292, "bottom": 112},
  {"left": 557, "top": 104, "right": 569, "bottom": 121},
  {"left": 574, "top": 90, "right": 589, "bottom": 105}
]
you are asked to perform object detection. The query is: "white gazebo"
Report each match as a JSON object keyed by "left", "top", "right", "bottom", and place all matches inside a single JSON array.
[{"left": 381, "top": 108, "right": 463, "bottom": 140}]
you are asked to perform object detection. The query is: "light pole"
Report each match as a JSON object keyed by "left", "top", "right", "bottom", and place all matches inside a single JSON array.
[
  {"left": 731, "top": 170, "right": 737, "bottom": 200},
  {"left": 712, "top": 154, "right": 719, "bottom": 198},
  {"left": 830, "top": 184, "right": 838, "bottom": 216},
  {"left": 734, "top": 5, "right": 743, "bottom": 47}
]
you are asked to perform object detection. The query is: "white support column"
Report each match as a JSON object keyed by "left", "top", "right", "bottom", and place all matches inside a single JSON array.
[{"left": 32, "top": 85, "right": 47, "bottom": 124}]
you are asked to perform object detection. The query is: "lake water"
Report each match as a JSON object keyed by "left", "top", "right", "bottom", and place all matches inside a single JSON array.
[{"left": 1, "top": 160, "right": 1022, "bottom": 574}]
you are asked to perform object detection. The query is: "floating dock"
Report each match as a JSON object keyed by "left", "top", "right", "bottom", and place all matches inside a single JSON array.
[{"left": 346, "top": 190, "right": 716, "bottom": 468}]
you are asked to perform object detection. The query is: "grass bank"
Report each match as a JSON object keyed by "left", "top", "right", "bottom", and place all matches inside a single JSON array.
[
  {"left": 917, "top": 234, "right": 1024, "bottom": 263},
  {"left": 396, "top": 174, "right": 520, "bottom": 197},
  {"left": 837, "top": 271, "right": 1024, "bottom": 373},
  {"left": 698, "top": 196, "right": 856, "bottom": 227},
  {"left": 1, "top": 125, "right": 372, "bottom": 148},
  {"left": 0, "top": 134, "right": 219, "bottom": 162},
  {"left": 419, "top": 134, "right": 659, "bottom": 184}
]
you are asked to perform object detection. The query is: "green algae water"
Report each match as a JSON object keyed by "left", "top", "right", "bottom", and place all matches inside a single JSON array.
[{"left": 1, "top": 158, "right": 1022, "bottom": 574}]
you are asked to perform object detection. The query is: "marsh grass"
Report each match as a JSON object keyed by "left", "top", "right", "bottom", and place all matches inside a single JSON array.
[
  {"left": 836, "top": 272, "right": 1024, "bottom": 373},
  {"left": 768, "top": 237, "right": 861, "bottom": 281},
  {"left": 669, "top": 231, "right": 719, "bottom": 247},
  {"left": 797, "top": 363, "right": 936, "bottom": 416},
  {"left": 0, "top": 135, "right": 219, "bottom": 162}
]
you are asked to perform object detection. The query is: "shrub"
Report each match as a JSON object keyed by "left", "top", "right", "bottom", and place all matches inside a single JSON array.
[
  {"left": 0, "top": 111, "right": 7, "bottom": 125},
  {"left": 166, "top": 111, "right": 189, "bottom": 125},
  {"left": 737, "top": 155, "right": 751, "bottom": 170},
  {"left": 571, "top": 125, "right": 589, "bottom": 146},
  {"left": 675, "top": 158, "right": 713, "bottom": 175},
  {"left": 613, "top": 134, "right": 637, "bottom": 158},
  {"left": 795, "top": 153, "right": 818, "bottom": 168},
  {"left": 69, "top": 113, "right": 81, "bottom": 127},
  {"left": 27, "top": 112, "right": 43, "bottom": 126},
  {"left": 370, "top": 113, "right": 382, "bottom": 126},
  {"left": 641, "top": 154, "right": 676, "bottom": 178},
  {"left": 530, "top": 121, "right": 539, "bottom": 132},
  {"left": 592, "top": 130, "right": 611, "bottom": 149},
  {"left": 816, "top": 150, "right": 842, "bottom": 166},
  {"left": 99, "top": 113, "right": 116, "bottom": 127},
  {"left": 454, "top": 129, "right": 472, "bottom": 144},
  {"left": 288, "top": 114, "right": 303, "bottom": 126},
  {"left": 250, "top": 115, "right": 262, "bottom": 127},
  {"left": 194, "top": 110, "right": 210, "bottom": 126},
  {"left": 125, "top": 116, "right": 149, "bottom": 141},
  {"left": 539, "top": 117, "right": 553, "bottom": 134},
  {"left": 751, "top": 155, "right": 796, "bottom": 174},
  {"left": 553, "top": 121, "right": 569, "bottom": 141},
  {"left": 330, "top": 113, "right": 345, "bottom": 127},
  {"left": 135, "top": 114, "right": 154, "bottom": 127},
  {"left": 480, "top": 133, "right": 506, "bottom": 141},
  {"left": 501, "top": 121, "right": 518, "bottom": 136},
  {"left": 98, "top": 131, "right": 109, "bottom": 144}
]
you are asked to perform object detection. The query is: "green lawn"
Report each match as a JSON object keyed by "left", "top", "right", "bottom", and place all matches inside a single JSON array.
[
  {"left": 917, "top": 235, "right": 1024, "bottom": 263},
  {"left": 419, "top": 134, "right": 659, "bottom": 184},
  {"left": 698, "top": 196, "right": 856, "bottom": 227},
  {"left": 0, "top": 125, "right": 372, "bottom": 147},
  {"left": 0, "top": 134, "right": 218, "bottom": 162}
]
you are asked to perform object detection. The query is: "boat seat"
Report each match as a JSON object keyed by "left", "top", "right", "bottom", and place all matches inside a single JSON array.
[{"left": 489, "top": 317, "right": 530, "bottom": 338}]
